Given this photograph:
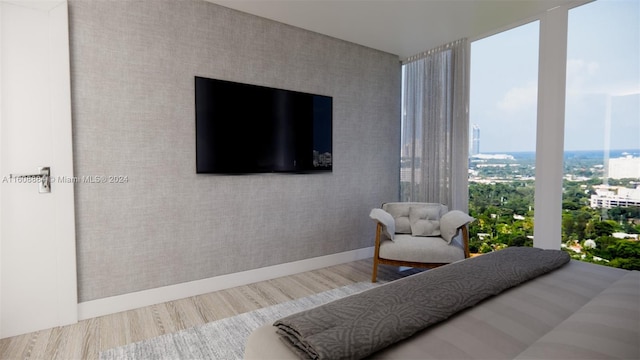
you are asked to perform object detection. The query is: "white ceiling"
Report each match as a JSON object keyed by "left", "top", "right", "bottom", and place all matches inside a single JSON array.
[{"left": 207, "top": 0, "right": 579, "bottom": 59}]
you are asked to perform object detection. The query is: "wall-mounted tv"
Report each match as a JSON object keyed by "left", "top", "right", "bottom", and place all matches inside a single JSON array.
[{"left": 195, "top": 76, "right": 333, "bottom": 174}]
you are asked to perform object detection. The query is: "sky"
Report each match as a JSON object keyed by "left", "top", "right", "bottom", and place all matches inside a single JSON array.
[{"left": 470, "top": 0, "right": 639, "bottom": 153}]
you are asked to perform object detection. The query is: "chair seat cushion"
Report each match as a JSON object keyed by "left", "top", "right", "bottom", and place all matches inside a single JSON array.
[{"left": 379, "top": 235, "right": 465, "bottom": 264}]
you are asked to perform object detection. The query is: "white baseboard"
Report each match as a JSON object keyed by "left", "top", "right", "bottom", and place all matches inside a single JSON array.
[{"left": 77, "top": 247, "right": 374, "bottom": 320}]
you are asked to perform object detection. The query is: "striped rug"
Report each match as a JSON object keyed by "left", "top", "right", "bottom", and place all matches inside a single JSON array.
[{"left": 99, "top": 282, "right": 380, "bottom": 360}]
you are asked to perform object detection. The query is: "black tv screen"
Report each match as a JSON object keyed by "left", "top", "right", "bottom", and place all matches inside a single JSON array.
[{"left": 195, "top": 76, "right": 333, "bottom": 174}]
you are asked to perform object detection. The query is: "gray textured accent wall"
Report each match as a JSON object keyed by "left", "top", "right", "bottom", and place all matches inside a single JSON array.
[{"left": 69, "top": 0, "right": 400, "bottom": 302}]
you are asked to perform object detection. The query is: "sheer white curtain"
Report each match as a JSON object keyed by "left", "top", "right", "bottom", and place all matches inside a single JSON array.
[{"left": 401, "top": 39, "right": 469, "bottom": 212}]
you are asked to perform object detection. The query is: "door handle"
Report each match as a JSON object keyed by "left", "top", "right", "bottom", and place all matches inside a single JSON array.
[{"left": 10, "top": 167, "right": 51, "bottom": 193}]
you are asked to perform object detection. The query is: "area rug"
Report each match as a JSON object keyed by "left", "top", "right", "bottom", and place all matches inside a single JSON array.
[{"left": 99, "top": 282, "right": 380, "bottom": 360}]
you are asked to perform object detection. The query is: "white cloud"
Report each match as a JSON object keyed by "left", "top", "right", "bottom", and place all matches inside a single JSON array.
[
  {"left": 497, "top": 82, "right": 537, "bottom": 112},
  {"left": 567, "top": 58, "right": 599, "bottom": 77},
  {"left": 566, "top": 58, "right": 600, "bottom": 94},
  {"left": 566, "top": 58, "right": 639, "bottom": 97}
]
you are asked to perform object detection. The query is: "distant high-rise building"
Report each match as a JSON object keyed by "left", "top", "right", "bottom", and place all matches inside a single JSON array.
[
  {"left": 590, "top": 185, "right": 640, "bottom": 209},
  {"left": 471, "top": 124, "right": 480, "bottom": 155},
  {"left": 608, "top": 156, "right": 640, "bottom": 179}
]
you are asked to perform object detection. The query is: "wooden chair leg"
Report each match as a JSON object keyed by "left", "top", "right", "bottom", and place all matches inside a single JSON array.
[
  {"left": 371, "top": 257, "right": 379, "bottom": 283},
  {"left": 372, "top": 222, "right": 382, "bottom": 283}
]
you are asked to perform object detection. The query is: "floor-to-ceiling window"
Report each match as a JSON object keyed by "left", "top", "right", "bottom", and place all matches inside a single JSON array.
[
  {"left": 467, "top": 21, "right": 539, "bottom": 253},
  {"left": 400, "top": 0, "right": 638, "bottom": 270},
  {"left": 562, "top": 0, "right": 640, "bottom": 269}
]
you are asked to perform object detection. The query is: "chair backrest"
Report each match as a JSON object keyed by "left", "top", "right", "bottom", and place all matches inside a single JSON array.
[{"left": 381, "top": 202, "right": 448, "bottom": 235}]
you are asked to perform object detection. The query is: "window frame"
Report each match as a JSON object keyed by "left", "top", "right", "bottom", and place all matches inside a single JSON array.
[{"left": 467, "top": 1, "right": 592, "bottom": 250}]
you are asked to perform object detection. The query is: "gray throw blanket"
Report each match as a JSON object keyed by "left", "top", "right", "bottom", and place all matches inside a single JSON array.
[{"left": 274, "top": 247, "right": 570, "bottom": 360}]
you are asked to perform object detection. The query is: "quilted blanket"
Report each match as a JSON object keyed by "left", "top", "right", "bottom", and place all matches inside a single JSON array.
[{"left": 273, "top": 247, "right": 570, "bottom": 360}]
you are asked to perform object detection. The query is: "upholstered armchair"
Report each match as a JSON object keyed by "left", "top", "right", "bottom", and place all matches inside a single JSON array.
[{"left": 369, "top": 202, "right": 475, "bottom": 282}]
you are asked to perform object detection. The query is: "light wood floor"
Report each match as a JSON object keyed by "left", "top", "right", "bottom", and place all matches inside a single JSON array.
[{"left": 0, "top": 259, "right": 421, "bottom": 360}]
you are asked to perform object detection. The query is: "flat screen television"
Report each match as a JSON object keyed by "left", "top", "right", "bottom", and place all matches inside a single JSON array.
[{"left": 195, "top": 76, "right": 333, "bottom": 174}]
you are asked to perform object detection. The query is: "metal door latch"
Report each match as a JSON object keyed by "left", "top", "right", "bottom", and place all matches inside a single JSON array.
[{"left": 10, "top": 167, "right": 51, "bottom": 193}]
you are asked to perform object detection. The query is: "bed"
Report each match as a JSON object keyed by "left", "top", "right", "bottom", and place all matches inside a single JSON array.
[{"left": 243, "top": 247, "right": 639, "bottom": 360}]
